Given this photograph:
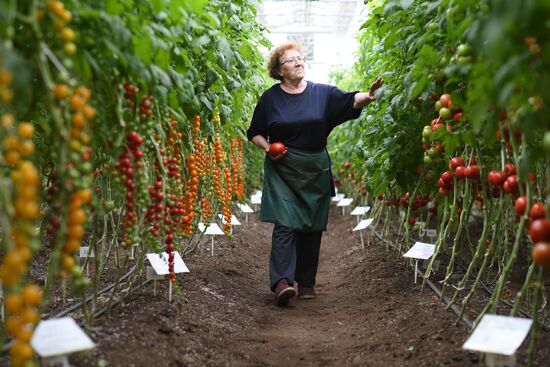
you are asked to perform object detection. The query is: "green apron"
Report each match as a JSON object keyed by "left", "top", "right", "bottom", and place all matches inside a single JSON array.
[{"left": 260, "top": 147, "right": 331, "bottom": 232}]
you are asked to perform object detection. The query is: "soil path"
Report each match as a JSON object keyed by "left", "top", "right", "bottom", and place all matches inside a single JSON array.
[{"left": 74, "top": 206, "right": 483, "bottom": 367}]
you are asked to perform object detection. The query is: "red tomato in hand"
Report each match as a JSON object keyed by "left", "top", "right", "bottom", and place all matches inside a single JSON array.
[{"left": 269, "top": 142, "right": 286, "bottom": 156}]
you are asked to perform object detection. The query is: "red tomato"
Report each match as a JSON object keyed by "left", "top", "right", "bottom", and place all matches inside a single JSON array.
[
  {"left": 455, "top": 166, "right": 466, "bottom": 180},
  {"left": 466, "top": 165, "right": 480, "bottom": 179},
  {"left": 409, "top": 216, "right": 416, "bottom": 225},
  {"left": 441, "top": 170, "right": 453, "bottom": 184},
  {"left": 487, "top": 171, "right": 506, "bottom": 187},
  {"left": 504, "top": 163, "right": 516, "bottom": 176},
  {"left": 449, "top": 157, "right": 464, "bottom": 171},
  {"left": 439, "top": 93, "right": 452, "bottom": 107},
  {"left": 532, "top": 242, "right": 550, "bottom": 267},
  {"left": 529, "top": 219, "right": 550, "bottom": 243},
  {"left": 269, "top": 142, "right": 286, "bottom": 156},
  {"left": 515, "top": 196, "right": 527, "bottom": 216},
  {"left": 530, "top": 202, "right": 546, "bottom": 220},
  {"left": 502, "top": 175, "right": 518, "bottom": 193}
]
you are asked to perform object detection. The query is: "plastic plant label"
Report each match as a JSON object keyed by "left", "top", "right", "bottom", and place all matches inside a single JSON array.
[
  {"left": 350, "top": 206, "right": 370, "bottom": 215},
  {"left": 146, "top": 251, "right": 190, "bottom": 275},
  {"left": 462, "top": 314, "right": 533, "bottom": 356},
  {"left": 146, "top": 266, "right": 165, "bottom": 281},
  {"left": 79, "top": 246, "right": 94, "bottom": 258},
  {"left": 205, "top": 223, "right": 224, "bottom": 235},
  {"left": 251, "top": 195, "right": 261, "bottom": 204},
  {"left": 331, "top": 193, "right": 345, "bottom": 202},
  {"left": 337, "top": 198, "right": 353, "bottom": 207},
  {"left": 426, "top": 229, "right": 437, "bottom": 237},
  {"left": 237, "top": 203, "right": 254, "bottom": 213},
  {"left": 31, "top": 317, "right": 95, "bottom": 358},
  {"left": 218, "top": 214, "right": 241, "bottom": 225},
  {"left": 198, "top": 223, "right": 224, "bottom": 235},
  {"left": 403, "top": 242, "right": 435, "bottom": 260},
  {"left": 353, "top": 218, "right": 374, "bottom": 231}
]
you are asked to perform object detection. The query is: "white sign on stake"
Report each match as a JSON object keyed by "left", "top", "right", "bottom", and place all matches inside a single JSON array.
[
  {"left": 146, "top": 251, "right": 190, "bottom": 275},
  {"left": 403, "top": 242, "right": 436, "bottom": 284},
  {"left": 426, "top": 229, "right": 437, "bottom": 238},
  {"left": 218, "top": 214, "right": 241, "bottom": 226},
  {"left": 250, "top": 195, "right": 262, "bottom": 205},
  {"left": 79, "top": 246, "right": 94, "bottom": 276},
  {"left": 462, "top": 314, "right": 533, "bottom": 356},
  {"left": 352, "top": 218, "right": 373, "bottom": 249},
  {"left": 198, "top": 222, "right": 225, "bottom": 255},
  {"left": 79, "top": 246, "right": 94, "bottom": 258},
  {"left": 337, "top": 198, "right": 353, "bottom": 215},
  {"left": 237, "top": 203, "right": 254, "bottom": 223},
  {"left": 31, "top": 317, "right": 95, "bottom": 360},
  {"left": 146, "top": 252, "right": 189, "bottom": 301},
  {"left": 350, "top": 206, "right": 370, "bottom": 216},
  {"left": 353, "top": 218, "right": 374, "bottom": 232},
  {"left": 237, "top": 203, "right": 254, "bottom": 213},
  {"left": 331, "top": 193, "right": 345, "bottom": 202}
]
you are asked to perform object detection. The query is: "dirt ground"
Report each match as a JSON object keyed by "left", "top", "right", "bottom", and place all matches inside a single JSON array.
[{"left": 52, "top": 205, "right": 548, "bottom": 366}]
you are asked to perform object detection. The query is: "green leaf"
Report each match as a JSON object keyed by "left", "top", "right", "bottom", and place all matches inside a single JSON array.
[{"left": 105, "top": 0, "right": 124, "bottom": 15}]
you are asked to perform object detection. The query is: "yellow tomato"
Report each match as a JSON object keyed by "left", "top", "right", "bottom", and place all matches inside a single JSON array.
[
  {"left": 21, "top": 284, "right": 42, "bottom": 306},
  {"left": 61, "top": 27, "right": 75, "bottom": 42},
  {"left": 5, "top": 293, "right": 23, "bottom": 313},
  {"left": 53, "top": 84, "right": 69, "bottom": 99}
]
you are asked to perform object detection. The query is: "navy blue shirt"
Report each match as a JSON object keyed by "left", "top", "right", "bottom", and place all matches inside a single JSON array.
[{"left": 247, "top": 81, "right": 361, "bottom": 151}]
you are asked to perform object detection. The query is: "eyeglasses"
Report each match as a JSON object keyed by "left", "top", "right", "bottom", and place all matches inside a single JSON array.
[{"left": 280, "top": 55, "right": 305, "bottom": 66}]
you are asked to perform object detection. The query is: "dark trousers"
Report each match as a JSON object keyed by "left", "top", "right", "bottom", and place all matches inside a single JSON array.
[{"left": 269, "top": 224, "right": 322, "bottom": 291}]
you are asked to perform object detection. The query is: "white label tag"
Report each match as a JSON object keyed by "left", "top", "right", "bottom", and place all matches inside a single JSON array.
[
  {"left": 462, "top": 314, "right": 533, "bottom": 355},
  {"left": 337, "top": 198, "right": 353, "bottom": 207},
  {"left": 146, "top": 266, "right": 166, "bottom": 280},
  {"left": 31, "top": 317, "right": 95, "bottom": 357},
  {"left": 403, "top": 242, "right": 435, "bottom": 260},
  {"left": 426, "top": 229, "right": 437, "bottom": 237},
  {"left": 353, "top": 218, "right": 374, "bottom": 231},
  {"left": 350, "top": 206, "right": 370, "bottom": 215},
  {"left": 331, "top": 193, "right": 345, "bottom": 202},
  {"left": 146, "top": 251, "right": 190, "bottom": 275},
  {"left": 79, "top": 246, "right": 94, "bottom": 258},
  {"left": 237, "top": 203, "right": 254, "bottom": 213}
]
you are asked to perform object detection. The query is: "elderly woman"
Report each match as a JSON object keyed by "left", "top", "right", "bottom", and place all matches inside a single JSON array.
[{"left": 247, "top": 41, "right": 383, "bottom": 306}]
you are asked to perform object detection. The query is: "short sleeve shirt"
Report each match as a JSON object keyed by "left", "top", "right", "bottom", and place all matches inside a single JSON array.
[{"left": 246, "top": 81, "right": 361, "bottom": 151}]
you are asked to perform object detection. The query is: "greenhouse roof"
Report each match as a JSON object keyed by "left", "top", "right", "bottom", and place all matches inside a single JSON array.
[{"left": 254, "top": 0, "right": 368, "bottom": 83}]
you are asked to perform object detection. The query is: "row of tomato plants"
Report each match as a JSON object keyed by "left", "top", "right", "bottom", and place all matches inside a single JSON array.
[
  {"left": 0, "top": 1, "right": 267, "bottom": 365},
  {"left": 330, "top": 0, "right": 549, "bottom": 365}
]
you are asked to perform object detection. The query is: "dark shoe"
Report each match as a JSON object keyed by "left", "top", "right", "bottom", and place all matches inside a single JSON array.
[
  {"left": 274, "top": 279, "right": 296, "bottom": 306},
  {"left": 298, "top": 285, "right": 316, "bottom": 299}
]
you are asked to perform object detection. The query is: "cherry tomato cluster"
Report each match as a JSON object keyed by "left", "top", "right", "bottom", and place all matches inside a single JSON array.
[
  {"left": 116, "top": 131, "right": 145, "bottom": 246},
  {"left": 145, "top": 176, "right": 164, "bottom": 238},
  {"left": 0, "top": 66, "right": 13, "bottom": 104},
  {"left": 123, "top": 82, "right": 140, "bottom": 109},
  {"left": 525, "top": 201, "right": 550, "bottom": 267},
  {"left": 42, "top": 0, "right": 76, "bottom": 56},
  {"left": 230, "top": 137, "right": 245, "bottom": 201},
  {"left": 436, "top": 157, "right": 480, "bottom": 197},
  {"left": 0, "top": 68, "right": 42, "bottom": 364},
  {"left": 422, "top": 93, "right": 465, "bottom": 165}
]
